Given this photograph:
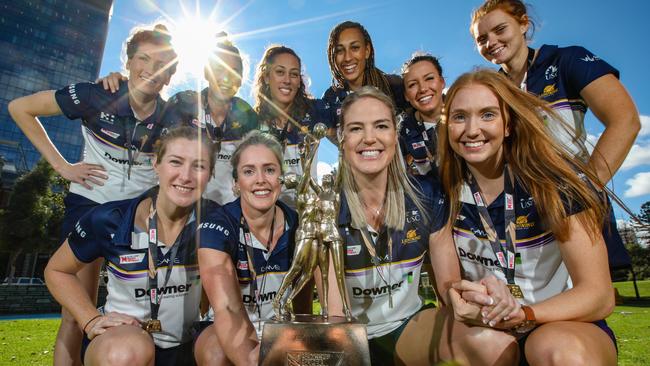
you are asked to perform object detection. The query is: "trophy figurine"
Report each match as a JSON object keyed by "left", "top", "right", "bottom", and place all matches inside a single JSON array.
[{"left": 260, "top": 123, "right": 369, "bottom": 366}]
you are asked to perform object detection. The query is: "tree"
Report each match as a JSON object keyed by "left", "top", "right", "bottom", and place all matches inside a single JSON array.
[
  {"left": 633, "top": 201, "right": 650, "bottom": 244},
  {"left": 0, "top": 159, "right": 65, "bottom": 279}
]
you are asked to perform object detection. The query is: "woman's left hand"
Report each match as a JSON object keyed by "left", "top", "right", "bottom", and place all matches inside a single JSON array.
[{"left": 458, "top": 275, "right": 521, "bottom": 327}]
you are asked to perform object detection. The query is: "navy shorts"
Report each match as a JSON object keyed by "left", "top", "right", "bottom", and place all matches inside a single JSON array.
[
  {"left": 367, "top": 303, "right": 436, "bottom": 366},
  {"left": 60, "top": 193, "right": 99, "bottom": 242},
  {"left": 517, "top": 319, "right": 616, "bottom": 366}
]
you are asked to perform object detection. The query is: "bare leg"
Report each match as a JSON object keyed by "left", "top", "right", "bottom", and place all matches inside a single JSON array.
[
  {"left": 272, "top": 238, "right": 314, "bottom": 319},
  {"left": 194, "top": 324, "right": 234, "bottom": 366},
  {"left": 54, "top": 258, "right": 102, "bottom": 366},
  {"left": 329, "top": 240, "right": 351, "bottom": 320},
  {"left": 84, "top": 324, "right": 154, "bottom": 366},
  {"left": 284, "top": 239, "right": 320, "bottom": 319}
]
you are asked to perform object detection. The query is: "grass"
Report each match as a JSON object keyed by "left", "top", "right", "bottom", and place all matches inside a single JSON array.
[{"left": 0, "top": 280, "right": 648, "bottom": 365}]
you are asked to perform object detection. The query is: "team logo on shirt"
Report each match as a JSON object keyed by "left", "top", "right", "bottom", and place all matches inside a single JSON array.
[
  {"left": 100, "top": 111, "right": 116, "bottom": 124},
  {"left": 544, "top": 65, "right": 558, "bottom": 80},
  {"left": 580, "top": 54, "right": 601, "bottom": 62},
  {"left": 231, "top": 121, "right": 241, "bottom": 129},
  {"left": 401, "top": 229, "right": 421, "bottom": 245},
  {"left": 119, "top": 253, "right": 145, "bottom": 264},
  {"left": 516, "top": 215, "right": 535, "bottom": 229},
  {"left": 540, "top": 84, "right": 558, "bottom": 98}
]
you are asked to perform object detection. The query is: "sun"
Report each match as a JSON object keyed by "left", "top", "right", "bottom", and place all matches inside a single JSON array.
[{"left": 170, "top": 15, "right": 223, "bottom": 81}]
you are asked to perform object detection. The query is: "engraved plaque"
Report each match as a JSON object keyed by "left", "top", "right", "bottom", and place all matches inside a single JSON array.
[{"left": 259, "top": 315, "right": 370, "bottom": 366}]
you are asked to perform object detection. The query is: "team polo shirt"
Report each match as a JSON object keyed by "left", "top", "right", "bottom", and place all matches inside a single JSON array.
[
  {"left": 198, "top": 199, "right": 298, "bottom": 337},
  {"left": 259, "top": 99, "right": 330, "bottom": 207},
  {"left": 321, "top": 74, "right": 407, "bottom": 129},
  {"left": 398, "top": 110, "right": 437, "bottom": 176},
  {"left": 337, "top": 175, "right": 446, "bottom": 338},
  {"left": 55, "top": 81, "right": 170, "bottom": 204},
  {"left": 521, "top": 45, "right": 619, "bottom": 159},
  {"left": 165, "top": 88, "right": 259, "bottom": 205},
  {"left": 66, "top": 189, "right": 212, "bottom": 348},
  {"left": 452, "top": 178, "right": 585, "bottom": 305}
]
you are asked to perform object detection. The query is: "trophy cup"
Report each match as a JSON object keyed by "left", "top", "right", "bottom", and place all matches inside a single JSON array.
[{"left": 260, "top": 123, "right": 370, "bottom": 366}]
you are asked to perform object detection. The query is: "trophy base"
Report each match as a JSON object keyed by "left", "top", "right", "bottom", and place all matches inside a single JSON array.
[{"left": 259, "top": 314, "right": 370, "bottom": 366}]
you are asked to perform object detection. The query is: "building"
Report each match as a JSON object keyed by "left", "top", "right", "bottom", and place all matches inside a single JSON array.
[{"left": 0, "top": 0, "right": 113, "bottom": 175}]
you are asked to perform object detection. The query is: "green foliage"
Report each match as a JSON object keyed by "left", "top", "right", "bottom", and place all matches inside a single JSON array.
[
  {"left": 0, "top": 159, "right": 66, "bottom": 255},
  {"left": 609, "top": 280, "right": 650, "bottom": 366},
  {"left": 624, "top": 242, "right": 650, "bottom": 280}
]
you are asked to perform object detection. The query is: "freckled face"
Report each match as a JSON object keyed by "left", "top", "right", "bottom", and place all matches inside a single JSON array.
[{"left": 472, "top": 9, "right": 529, "bottom": 65}]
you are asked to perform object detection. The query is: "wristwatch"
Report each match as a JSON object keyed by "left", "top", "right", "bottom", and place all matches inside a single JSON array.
[{"left": 512, "top": 305, "right": 537, "bottom": 334}]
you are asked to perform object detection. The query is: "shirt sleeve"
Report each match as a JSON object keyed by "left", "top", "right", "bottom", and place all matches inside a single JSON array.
[
  {"left": 66, "top": 207, "right": 105, "bottom": 263},
  {"left": 233, "top": 98, "right": 259, "bottom": 133},
  {"left": 198, "top": 208, "right": 238, "bottom": 256},
  {"left": 54, "top": 82, "right": 98, "bottom": 120},
  {"left": 562, "top": 46, "right": 619, "bottom": 95},
  {"left": 414, "top": 174, "right": 449, "bottom": 234}
]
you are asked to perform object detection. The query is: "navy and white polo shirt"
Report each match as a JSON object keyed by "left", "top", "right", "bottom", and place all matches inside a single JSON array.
[
  {"left": 66, "top": 189, "right": 211, "bottom": 348},
  {"left": 259, "top": 99, "right": 330, "bottom": 207},
  {"left": 337, "top": 175, "right": 446, "bottom": 338},
  {"left": 165, "top": 88, "right": 259, "bottom": 205},
  {"left": 198, "top": 199, "right": 298, "bottom": 337},
  {"left": 453, "top": 178, "right": 584, "bottom": 305},
  {"left": 55, "top": 81, "right": 170, "bottom": 204},
  {"left": 523, "top": 45, "right": 619, "bottom": 159},
  {"left": 398, "top": 110, "right": 437, "bottom": 176},
  {"left": 321, "top": 74, "right": 408, "bottom": 129}
]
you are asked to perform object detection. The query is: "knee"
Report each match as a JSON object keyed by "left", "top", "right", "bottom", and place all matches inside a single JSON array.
[
  {"left": 195, "top": 345, "right": 228, "bottom": 366},
  {"left": 460, "top": 328, "right": 518, "bottom": 365},
  {"left": 527, "top": 339, "right": 591, "bottom": 366},
  {"left": 102, "top": 337, "right": 154, "bottom": 366}
]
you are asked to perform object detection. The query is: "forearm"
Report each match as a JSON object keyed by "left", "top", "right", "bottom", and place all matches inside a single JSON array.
[
  {"left": 8, "top": 92, "right": 69, "bottom": 171},
  {"left": 45, "top": 267, "right": 99, "bottom": 328},
  {"left": 213, "top": 305, "right": 259, "bottom": 365},
  {"left": 530, "top": 281, "right": 614, "bottom": 324},
  {"left": 589, "top": 123, "right": 639, "bottom": 184}
]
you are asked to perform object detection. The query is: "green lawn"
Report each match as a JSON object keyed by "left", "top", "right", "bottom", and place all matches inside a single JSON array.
[{"left": 1, "top": 280, "right": 648, "bottom": 365}]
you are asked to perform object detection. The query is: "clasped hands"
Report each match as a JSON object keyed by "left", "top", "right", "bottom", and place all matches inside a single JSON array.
[{"left": 448, "top": 275, "right": 524, "bottom": 329}]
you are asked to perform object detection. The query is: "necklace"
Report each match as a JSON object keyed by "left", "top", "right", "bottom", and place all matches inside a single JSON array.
[{"left": 361, "top": 197, "right": 385, "bottom": 219}]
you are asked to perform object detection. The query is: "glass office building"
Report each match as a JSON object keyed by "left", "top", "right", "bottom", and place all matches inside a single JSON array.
[{"left": 0, "top": 0, "right": 113, "bottom": 175}]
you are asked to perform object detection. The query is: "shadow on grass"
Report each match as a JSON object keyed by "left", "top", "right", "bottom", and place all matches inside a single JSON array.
[{"left": 619, "top": 297, "right": 650, "bottom": 308}]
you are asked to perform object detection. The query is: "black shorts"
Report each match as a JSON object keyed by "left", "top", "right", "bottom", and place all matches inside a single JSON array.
[
  {"left": 81, "top": 335, "right": 195, "bottom": 366},
  {"left": 367, "top": 303, "right": 436, "bottom": 366},
  {"left": 516, "top": 319, "right": 616, "bottom": 366}
]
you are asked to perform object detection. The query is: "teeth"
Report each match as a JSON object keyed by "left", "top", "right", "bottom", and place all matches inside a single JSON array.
[
  {"left": 141, "top": 76, "right": 155, "bottom": 84},
  {"left": 490, "top": 46, "right": 504, "bottom": 56},
  {"left": 361, "top": 150, "right": 379, "bottom": 158},
  {"left": 464, "top": 141, "right": 484, "bottom": 148},
  {"left": 173, "top": 185, "right": 192, "bottom": 192},
  {"left": 344, "top": 65, "right": 356, "bottom": 73},
  {"left": 254, "top": 190, "right": 270, "bottom": 196},
  {"left": 418, "top": 95, "right": 433, "bottom": 103},
  {"left": 279, "top": 87, "right": 291, "bottom": 95}
]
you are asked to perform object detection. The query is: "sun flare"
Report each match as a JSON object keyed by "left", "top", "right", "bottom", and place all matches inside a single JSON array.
[{"left": 170, "top": 16, "right": 223, "bottom": 81}]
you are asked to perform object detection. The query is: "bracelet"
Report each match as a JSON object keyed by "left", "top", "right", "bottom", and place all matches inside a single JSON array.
[{"left": 83, "top": 314, "right": 102, "bottom": 334}]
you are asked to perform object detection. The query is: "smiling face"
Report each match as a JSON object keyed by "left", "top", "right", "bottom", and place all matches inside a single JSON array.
[
  {"left": 334, "top": 27, "right": 371, "bottom": 89},
  {"left": 265, "top": 52, "right": 301, "bottom": 111},
  {"left": 472, "top": 9, "right": 528, "bottom": 66},
  {"left": 205, "top": 51, "right": 243, "bottom": 101},
  {"left": 447, "top": 84, "right": 509, "bottom": 174},
  {"left": 403, "top": 60, "right": 445, "bottom": 120},
  {"left": 342, "top": 96, "right": 397, "bottom": 177},
  {"left": 234, "top": 144, "right": 282, "bottom": 214},
  {"left": 126, "top": 42, "right": 175, "bottom": 97},
  {"left": 154, "top": 137, "right": 211, "bottom": 209}
]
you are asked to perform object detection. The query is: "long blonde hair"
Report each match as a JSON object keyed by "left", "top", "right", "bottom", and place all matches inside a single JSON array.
[
  {"left": 438, "top": 69, "right": 606, "bottom": 241},
  {"left": 338, "top": 86, "right": 426, "bottom": 230}
]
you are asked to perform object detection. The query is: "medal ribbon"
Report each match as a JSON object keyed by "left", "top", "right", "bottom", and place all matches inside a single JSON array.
[
  {"left": 358, "top": 226, "right": 394, "bottom": 308},
  {"left": 466, "top": 164, "right": 518, "bottom": 286},
  {"left": 146, "top": 192, "right": 191, "bottom": 324}
]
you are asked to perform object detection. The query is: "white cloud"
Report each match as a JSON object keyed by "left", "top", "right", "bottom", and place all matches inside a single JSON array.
[
  {"left": 585, "top": 133, "right": 599, "bottom": 155},
  {"left": 640, "top": 115, "right": 650, "bottom": 137},
  {"left": 624, "top": 172, "right": 650, "bottom": 197},
  {"left": 316, "top": 161, "right": 334, "bottom": 183}
]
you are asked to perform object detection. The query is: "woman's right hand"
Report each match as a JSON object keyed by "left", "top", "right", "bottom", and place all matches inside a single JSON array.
[
  {"left": 95, "top": 72, "right": 128, "bottom": 93},
  {"left": 84, "top": 312, "right": 141, "bottom": 340},
  {"left": 59, "top": 162, "right": 107, "bottom": 190},
  {"left": 448, "top": 281, "right": 487, "bottom": 326}
]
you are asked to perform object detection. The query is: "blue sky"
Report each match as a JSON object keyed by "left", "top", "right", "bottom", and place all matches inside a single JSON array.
[{"left": 100, "top": 0, "right": 650, "bottom": 219}]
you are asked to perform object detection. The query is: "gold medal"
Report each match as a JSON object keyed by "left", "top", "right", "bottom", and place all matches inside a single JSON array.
[
  {"left": 507, "top": 284, "right": 524, "bottom": 299},
  {"left": 143, "top": 319, "right": 162, "bottom": 333}
]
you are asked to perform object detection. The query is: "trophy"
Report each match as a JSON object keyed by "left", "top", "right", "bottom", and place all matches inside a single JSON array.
[{"left": 261, "top": 123, "right": 370, "bottom": 366}]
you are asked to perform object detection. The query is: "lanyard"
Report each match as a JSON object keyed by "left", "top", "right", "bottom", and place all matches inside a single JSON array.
[
  {"left": 240, "top": 207, "right": 276, "bottom": 328},
  {"left": 358, "top": 226, "right": 394, "bottom": 308},
  {"left": 466, "top": 165, "right": 517, "bottom": 286},
  {"left": 146, "top": 194, "right": 189, "bottom": 323},
  {"left": 203, "top": 104, "right": 226, "bottom": 153},
  {"left": 123, "top": 118, "right": 149, "bottom": 180}
]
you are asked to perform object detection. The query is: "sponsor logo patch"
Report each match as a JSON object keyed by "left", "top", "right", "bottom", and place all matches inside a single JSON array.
[
  {"left": 544, "top": 65, "right": 558, "bottom": 80},
  {"left": 516, "top": 215, "right": 535, "bottom": 229},
  {"left": 402, "top": 229, "right": 421, "bottom": 244},
  {"left": 100, "top": 128, "right": 120, "bottom": 139},
  {"left": 411, "top": 141, "right": 426, "bottom": 149},
  {"left": 347, "top": 245, "right": 361, "bottom": 256},
  {"left": 540, "top": 84, "right": 558, "bottom": 98},
  {"left": 119, "top": 253, "right": 145, "bottom": 264}
]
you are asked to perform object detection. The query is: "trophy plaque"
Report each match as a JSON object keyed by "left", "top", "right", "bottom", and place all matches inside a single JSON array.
[{"left": 259, "top": 315, "right": 370, "bottom": 366}]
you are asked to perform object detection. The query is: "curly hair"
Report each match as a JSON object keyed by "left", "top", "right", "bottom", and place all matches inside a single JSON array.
[
  {"left": 326, "top": 21, "right": 393, "bottom": 98},
  {"left": 125, "top": 24, "right": 178, "bottom": 76},
  {"left": 470, "top": 0, "right": 536, "bottom": 40}
]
